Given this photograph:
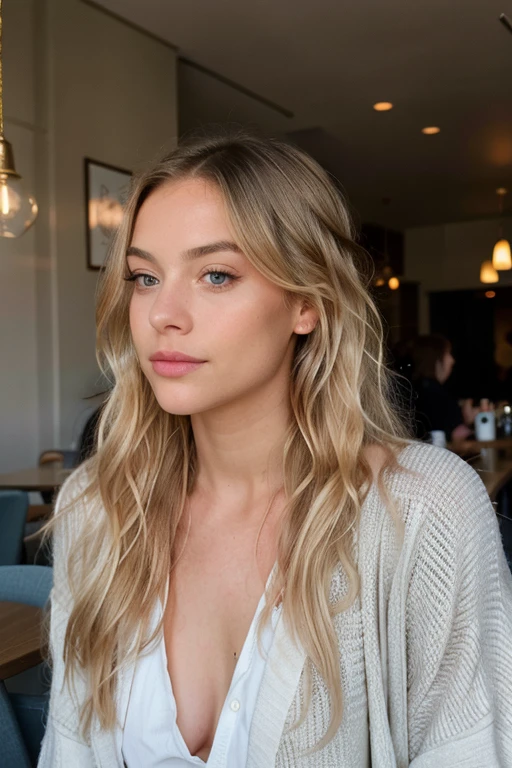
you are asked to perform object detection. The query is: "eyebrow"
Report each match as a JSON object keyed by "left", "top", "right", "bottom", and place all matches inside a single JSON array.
[{"left": 126, "top": 240, "right": 243, "bottom": 264}]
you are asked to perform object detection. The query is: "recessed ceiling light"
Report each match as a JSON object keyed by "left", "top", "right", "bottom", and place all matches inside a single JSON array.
[
  {"left": 422, "top": 126, "right": 440, "bottom": 135},
  {"left": 373, "top": 102, "right": 393, "bottom": 112}
]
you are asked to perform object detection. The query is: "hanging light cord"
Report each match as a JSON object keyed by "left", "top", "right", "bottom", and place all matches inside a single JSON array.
[
  {"left": 500, "top": 13, "right": 512, "bottom": 36},
  {"left": 0, "top": 0, "right": 4, "bottom": 138},
  {"left": 497, "top": 190, "right": 506, "bottom": 237}
]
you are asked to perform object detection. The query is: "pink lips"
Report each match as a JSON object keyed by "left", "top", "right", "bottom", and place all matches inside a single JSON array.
[{"left": 149, "top": 351, "right": 206, "bottom": 378}]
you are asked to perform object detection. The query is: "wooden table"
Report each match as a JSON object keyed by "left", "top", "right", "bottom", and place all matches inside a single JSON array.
[
  {"left": 449, "top": 437, "right": 512, "bottom": 453},
  {"left": 465, "top": 449, "right": 512, "bottom": 501},
  {"left": 0, "top": 466, "right": 73, "bottom": 493},
  {"left": 0, "top": 601, "right": 44, "bottom": 679}
]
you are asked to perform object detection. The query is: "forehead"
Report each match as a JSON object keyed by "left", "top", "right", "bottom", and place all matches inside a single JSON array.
[{"left": 132, "top": 178, "right": 233, "bottom": 246}]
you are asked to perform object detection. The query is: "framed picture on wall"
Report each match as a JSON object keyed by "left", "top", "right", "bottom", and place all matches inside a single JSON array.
[{"left": 85, "top": 158, "right": 132, "bottom": 270}]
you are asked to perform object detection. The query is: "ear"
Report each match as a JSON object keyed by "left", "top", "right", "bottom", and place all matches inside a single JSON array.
[{"left": 293, "top": 300, "right": 319, "bottom": 336}]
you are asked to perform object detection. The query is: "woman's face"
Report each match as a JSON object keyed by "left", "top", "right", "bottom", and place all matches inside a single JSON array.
[
  {"left": 127, "top": 178, "right": 317, "bottom": 416},
  {"left": 435, "top": 350, "right": 455, "bottom": 384}
]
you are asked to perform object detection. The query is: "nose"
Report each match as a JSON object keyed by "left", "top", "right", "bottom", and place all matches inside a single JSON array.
[{"left": 148, "top": 279, "right": 193, "bottom": 335}]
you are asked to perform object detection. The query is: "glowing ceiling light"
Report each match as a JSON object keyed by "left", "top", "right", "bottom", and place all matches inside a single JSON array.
[
  {"left": 480, "top": 260, "right": 499, "bottom": 284},
  {"left": 493, "top": 239, "right": 512, "bottom": 270}
]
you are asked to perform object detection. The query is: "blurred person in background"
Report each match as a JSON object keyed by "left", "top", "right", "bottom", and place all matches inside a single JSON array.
[
  {"left": 495, "top": 330, "right": 512, "bottom": 404},
  {"left": 410, "top": 334, "right": 479, "bottom": 442}
]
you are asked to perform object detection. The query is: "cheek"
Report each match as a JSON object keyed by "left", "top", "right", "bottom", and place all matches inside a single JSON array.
[
  {"left": 128, "top": 298, "right": 146, "bottom": 351},
  {"left": 218, "top": 299, "right": 292, "bottom": 362},
  {"left": 128, "top": 301, "right": 137, "bottom": 339}
]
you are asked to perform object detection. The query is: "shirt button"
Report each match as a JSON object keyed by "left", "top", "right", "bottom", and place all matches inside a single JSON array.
[{"left": 230, "top": 699, "right": 240, "bottom": 712}]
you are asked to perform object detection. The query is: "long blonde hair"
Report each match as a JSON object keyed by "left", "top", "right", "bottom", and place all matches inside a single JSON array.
[{"left": 45, "top": 130, "right": 409, "bottom": 751}]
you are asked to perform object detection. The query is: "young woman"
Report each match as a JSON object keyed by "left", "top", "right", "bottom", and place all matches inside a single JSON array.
[{"left": 39, "top": 133, "right": 512, "bottom": 767}]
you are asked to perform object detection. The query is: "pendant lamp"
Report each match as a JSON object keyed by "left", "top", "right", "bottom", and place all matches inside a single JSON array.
[
  {"left": 0, "top": 0, "right": 38, "bottom": 237},
  {"left": 480, "top": 260, "right": 499, "bottom": 284},
  {"left": 492, "top": 188, "right": 511, "bottom": 271}
]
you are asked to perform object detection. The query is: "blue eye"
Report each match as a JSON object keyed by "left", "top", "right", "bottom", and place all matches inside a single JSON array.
[
  {"left": 140, "top": 275, "right": 158, "bottom": 287},
  {"left": 202, "top": 269, "right": 237, "bottom": 289},
  {"left": 124, "top": 273, "right": 158, "bottom": 288},
  {"left": 124, "top": 269, "right": 238, "bottom": 291},
  {"left": 206, "top": 271, "right": 229, "bottom": 286}
]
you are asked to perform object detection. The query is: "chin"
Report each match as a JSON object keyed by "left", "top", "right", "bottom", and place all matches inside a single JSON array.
[
  {"left": 150, "top": 387, "right": 214, "bottom": 417},
  {"left": 152, "top": 393, "right": 197, "bottom": 416}
]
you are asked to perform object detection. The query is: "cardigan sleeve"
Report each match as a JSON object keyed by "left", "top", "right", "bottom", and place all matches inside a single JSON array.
[
  {"left": 37, "top": 721, "right": 96, "bottom": 768},
  {"left": 404, "top": 452, "right": 512, "bottom": 767},
  {"left": 37, "top": 469, "right": 97, "bottom": 768}
]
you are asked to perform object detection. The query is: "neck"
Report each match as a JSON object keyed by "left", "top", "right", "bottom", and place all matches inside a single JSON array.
[{"left": 190, "top": 384, "right": 290, "bottom": 512}]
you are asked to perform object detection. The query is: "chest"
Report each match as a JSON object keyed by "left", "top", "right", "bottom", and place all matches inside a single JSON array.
[{"left": 162, "top": 512, "right": 279, "bottom": 761}]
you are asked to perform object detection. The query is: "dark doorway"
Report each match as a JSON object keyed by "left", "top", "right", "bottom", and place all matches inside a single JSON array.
[
  {"left": 373, "top": 281, "right": 419, "bottom": 352},
  {"left": 429, "top": 287, "right": 512, "bottom": 403}
]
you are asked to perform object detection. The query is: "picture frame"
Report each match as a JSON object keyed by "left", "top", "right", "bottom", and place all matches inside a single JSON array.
[{"left": 84, "top": 158, "right": 132, "bottom": 270}]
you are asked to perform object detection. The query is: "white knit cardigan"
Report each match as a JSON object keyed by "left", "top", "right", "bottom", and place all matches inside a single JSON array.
[{"left": 38, "top": 441, "right": 512, "bottom": 767}]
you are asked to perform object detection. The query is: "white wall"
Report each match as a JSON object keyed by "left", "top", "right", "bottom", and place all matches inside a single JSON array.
[
  {"left": 0, "top": 0, "right": 39, "bottom": 472},
  {"left": 405, "top": 216, "right": 512, "bottom": 333},
  {"left": 0, "top": 0, "right": 178, "bottom": 470},
  {"left": 49, "top": 0, "right": 178, "bottom": 448}
]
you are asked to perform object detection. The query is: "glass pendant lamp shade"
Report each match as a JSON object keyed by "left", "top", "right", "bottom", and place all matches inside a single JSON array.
[
  {"left": 0, "top": 178, "right": 38, "bottom": 236},
  {"left": 0, "top": 1, "right": 38, "bottom": 237},
  {"left": 480, "top": 260, "right": 499, "bottom": 284},
  {"left": 0, "top": 175, "right": 38, "bottom": 236},
  {"left": 492, "top": 238, "right": 512, "bottom": 271},
  {"left": 0, "top": 148, "right": 38, "bottom": 237}
]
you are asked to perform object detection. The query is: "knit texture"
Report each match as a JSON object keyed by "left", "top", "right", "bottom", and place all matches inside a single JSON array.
[{"left": 38, "top": 441, "right": 512, "bottom": 767}]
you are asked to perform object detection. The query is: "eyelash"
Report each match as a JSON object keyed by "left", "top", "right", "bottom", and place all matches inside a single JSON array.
[{"left": 123, "top": 268, "right": 239, "bottom": 291}]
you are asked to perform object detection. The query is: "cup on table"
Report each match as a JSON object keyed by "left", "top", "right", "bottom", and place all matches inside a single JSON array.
[
  {"left": 475, "top": 411, "right": 496, "bottom": 441},
  {"left": 430, "top": 430, "right": 447, "bottom": 448}
]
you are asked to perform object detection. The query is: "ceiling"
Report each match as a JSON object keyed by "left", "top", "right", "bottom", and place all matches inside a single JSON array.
[{"left": 91, "top": 0, "right": 512, "bottom": 230}]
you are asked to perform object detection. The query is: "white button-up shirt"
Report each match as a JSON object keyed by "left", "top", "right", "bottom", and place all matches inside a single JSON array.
[{"left": 122, "top": 575, "right": 281, "bottom": 767}]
